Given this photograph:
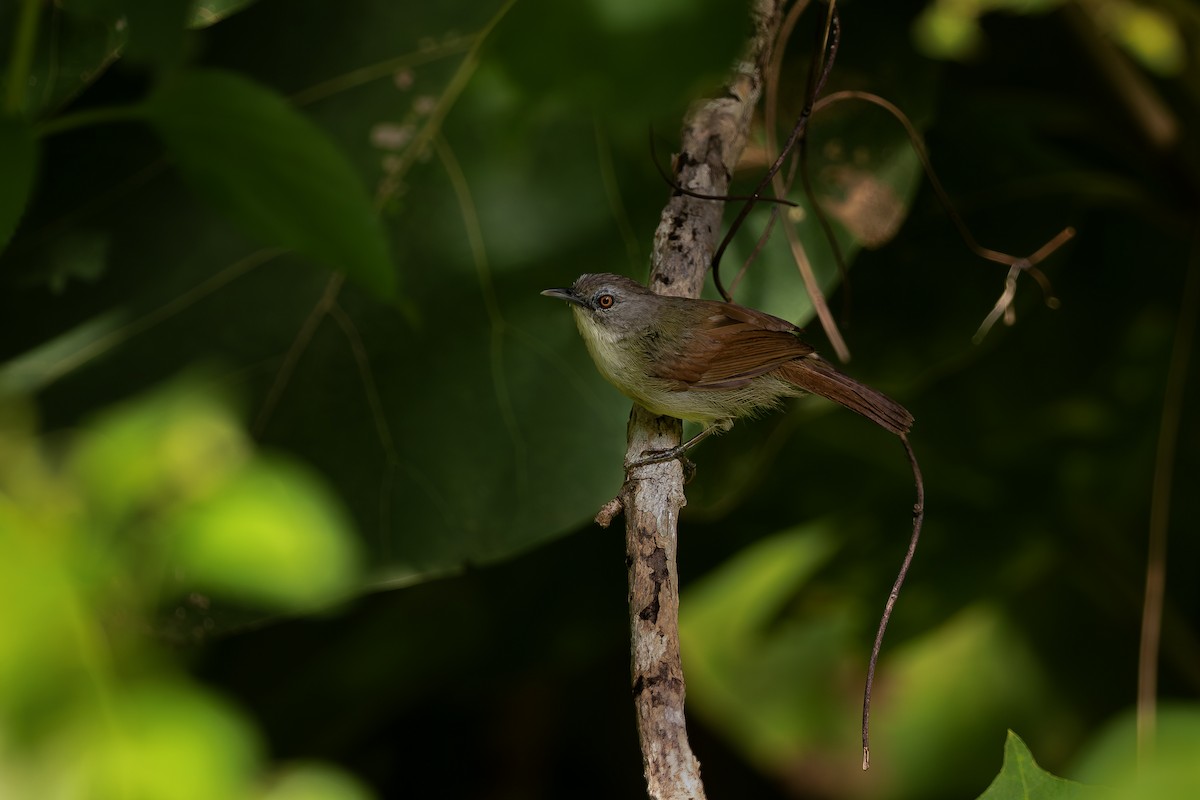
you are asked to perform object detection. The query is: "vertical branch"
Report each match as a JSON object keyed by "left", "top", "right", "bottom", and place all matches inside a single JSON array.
[
  {"left": 619, "top": 2, "right": 783, "bottom": 797},
  {"left": 648, "top": 1, "right": 782, "bottom": 300},
  {"left": 623, "top": 406, "right": 696, "bottom": 797}
]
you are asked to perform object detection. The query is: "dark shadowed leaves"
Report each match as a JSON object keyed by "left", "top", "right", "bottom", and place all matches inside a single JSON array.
[
  {"left": 0, "top": 117, "right": 38, "bottom": 251},
  {"left": 143, "top": 70, "right": 395, "bottom": 297}
]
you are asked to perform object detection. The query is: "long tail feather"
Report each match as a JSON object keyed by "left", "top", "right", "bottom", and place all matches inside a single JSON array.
[{"left": 778, "top": 357, "right": 914, "bottom": 436}]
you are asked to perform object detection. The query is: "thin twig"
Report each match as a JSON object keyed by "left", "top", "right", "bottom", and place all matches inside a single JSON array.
[
  {"left": 254, "top": 273, "right": 345, "bottom": 435},
  {"left": 256, "top": 5, "right": 514, "bottom": 434},
  {"left": 810, "top": 89, "right": 1074, "bottom": 341},
  {"left": 711, "top": 0, "right": 840, "bottom": 304},
  {"left": 762, "top": 0, "right": 852, "bottom": 361},
  {"left": 861, "top": 433, "right": 925, "bottom": 770},
  {"left": 649, "top": 131, "right": 799, "bottom": 208},
  {"left": 15, "top": 247, "right": 281, "bottom": 393},
  {"left": 1136, "top": 239, "right": 1200, "bottom": 763}
]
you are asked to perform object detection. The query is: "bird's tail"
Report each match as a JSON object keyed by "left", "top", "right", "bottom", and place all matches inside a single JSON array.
[{"left": 778, "top": 357, "right": 914, "bottom": 436}]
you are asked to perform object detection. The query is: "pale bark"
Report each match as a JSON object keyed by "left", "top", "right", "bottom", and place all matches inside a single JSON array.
[{"left": 614, "top": 2, "right": 784, "bottom": 797}]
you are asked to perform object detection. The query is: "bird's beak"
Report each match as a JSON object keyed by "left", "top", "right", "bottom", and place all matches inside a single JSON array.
[{"left": 541, "top": 287, "right": 587, "bottom": 308}]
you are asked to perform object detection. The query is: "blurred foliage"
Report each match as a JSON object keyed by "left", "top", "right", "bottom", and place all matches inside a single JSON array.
[
  {"left": 0, "top": 380, "right": 369, "bottom": 799},
  {"left": 1071, "top": 705, "right": 1200, "bottom": 798},
  {"left": 913, "top": 0, "right": 1186, "bottom": 76},
  {"left": 1, "top": 0, "right": 1200, "bottom": 798}
]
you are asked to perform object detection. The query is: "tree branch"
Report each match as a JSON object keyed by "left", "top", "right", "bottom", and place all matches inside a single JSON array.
[{"left": 618, "top": 2, "right": 783, "bottom": 797}]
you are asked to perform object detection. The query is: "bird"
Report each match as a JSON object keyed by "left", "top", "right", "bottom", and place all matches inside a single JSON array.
[{"left": 542, "top": 272, "right": 912, "bottom": 462}]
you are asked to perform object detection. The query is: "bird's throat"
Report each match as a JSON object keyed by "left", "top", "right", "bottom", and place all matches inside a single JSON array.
[{"left": 572, "top": 309, "right": 636, "bottom": 391}]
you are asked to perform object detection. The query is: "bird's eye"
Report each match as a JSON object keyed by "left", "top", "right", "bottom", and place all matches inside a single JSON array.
[{"left": 597, "top": 293, "right": 615, "bottom": 309}]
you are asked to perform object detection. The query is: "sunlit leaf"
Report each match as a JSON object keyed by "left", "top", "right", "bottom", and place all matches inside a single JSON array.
[
  {"left": 70, "top": 380, "right": 249, "bottom": 524},
  {"left": 912, "top": 5, "right": 985, "bottom": 60},
  {"left": 74, "top": 682, "right": 260, "bottom": 800},
  {"left": 167, "top": 458, "right": 361, "bottom": 610},
  {"left": 0, "top": 498, "right": 89, "bottom": 729},
  {"left": 1099, "top": 1, "right": 1185, "bottom": 76}
]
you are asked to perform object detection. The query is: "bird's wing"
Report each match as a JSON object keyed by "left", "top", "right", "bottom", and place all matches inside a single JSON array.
[{"left": 651, "top": 301, "right": 814, "bottom": 390}]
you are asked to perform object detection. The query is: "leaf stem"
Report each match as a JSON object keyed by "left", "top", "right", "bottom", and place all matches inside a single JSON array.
[
  {"left": 5, "top": 0, "right": 41, "bottom": 115},
  {"left": 35, "top": 105, "right": 146, "bottom": 138}
]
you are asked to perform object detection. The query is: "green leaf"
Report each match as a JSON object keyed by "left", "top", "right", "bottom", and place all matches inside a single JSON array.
[
  {"left": 0, "top": 116, "right": 38, "bottom": 252},
  {"left": 977, "top": 731, "right": 1090, "bottom": 800},
  {"left": 143, "top": 69, "right": 395, "bottom": 297}
]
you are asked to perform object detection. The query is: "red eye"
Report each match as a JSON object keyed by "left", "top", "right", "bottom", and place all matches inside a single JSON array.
[{"left": 597, "top": 293, "right": 615, "bottom": 309}]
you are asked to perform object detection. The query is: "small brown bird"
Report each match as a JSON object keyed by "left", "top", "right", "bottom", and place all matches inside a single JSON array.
[{"left": 542, "top": 273, "right": 912, "bottom": 459}]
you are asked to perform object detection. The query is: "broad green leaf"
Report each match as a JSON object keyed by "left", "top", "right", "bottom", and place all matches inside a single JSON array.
[
  {"left": 976, "top": 731, "right": 1090, "bottom": 800},
  {"left": 0, "top": 117, "right": 38, "bottom": 252},
  {"left": 143, "top": 70, "right": 395, "bottom": 297}
]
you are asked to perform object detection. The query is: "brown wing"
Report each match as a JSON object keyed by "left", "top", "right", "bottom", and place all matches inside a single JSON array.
[{"left": 651, "top": 300, "right": 813, "bottom": 390}]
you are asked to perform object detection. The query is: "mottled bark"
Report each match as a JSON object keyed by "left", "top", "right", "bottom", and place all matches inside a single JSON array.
[{"left": 618, "top": 2, "right": 784, "bottom": 797}]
